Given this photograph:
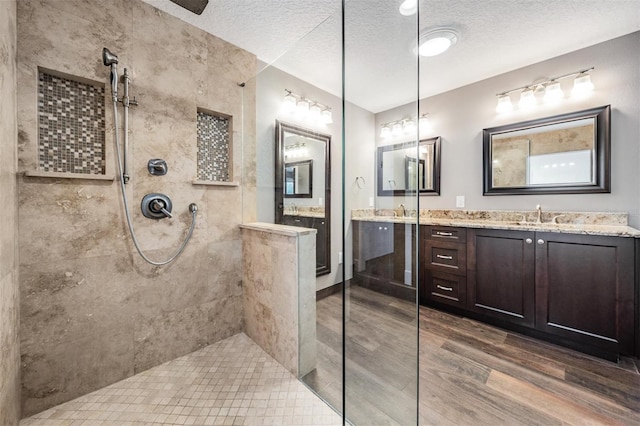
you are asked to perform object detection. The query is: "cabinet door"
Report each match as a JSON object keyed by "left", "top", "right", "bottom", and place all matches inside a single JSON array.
[
  {"left": 535, "top": 232, "right": 635, "bottom": 355},
  {"left": 467, "top": 229, "right": 535, "bottom": 327}
]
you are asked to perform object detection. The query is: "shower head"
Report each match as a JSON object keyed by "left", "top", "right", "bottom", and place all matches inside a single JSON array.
[
  {"left": 170, "top": 0, "right": 209, "bottom": 15},
  {"left": 102, "top": 47, "right": 118, "bottom": 66}
]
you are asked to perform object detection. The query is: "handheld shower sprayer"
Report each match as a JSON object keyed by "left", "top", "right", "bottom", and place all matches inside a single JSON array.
[
  {"left": 102, "top": 47, "right": 119, "bottom": 101},
  {"left": 102, "top": 48, "right": 198, "bottom": 266}
]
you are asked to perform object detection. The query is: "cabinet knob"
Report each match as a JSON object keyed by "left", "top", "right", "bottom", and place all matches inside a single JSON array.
[
  {"left": 537, "top": 239, "right": 545, "bottom": 245},
  {"left": 525, "top": 238, "right": 533, "bottom": 244}
]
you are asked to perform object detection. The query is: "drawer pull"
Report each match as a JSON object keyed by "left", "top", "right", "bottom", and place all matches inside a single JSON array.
[
  {"left": 436, "top": 285, "right": 453, "bottom": 292},
  {"left": 436, "top": 254, "right": 453, "bottom": 260},
  {"left": 436, "top": 231, "right": 453, "bottom": 236}
]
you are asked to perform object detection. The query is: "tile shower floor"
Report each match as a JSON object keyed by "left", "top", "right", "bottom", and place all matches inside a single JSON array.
[{"left": 20, "top": 333, "right": 342, "bottom": 426}]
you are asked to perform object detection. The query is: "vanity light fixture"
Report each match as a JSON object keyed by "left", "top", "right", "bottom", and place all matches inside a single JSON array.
[
  {"left": 282, "top": 91, "right": 297, "bottom": 113},
  {"left": 321, "top": 108, "right": 333, "bottom": 124},
  {"left": 295, "top": 98, "right": 310, "bottom": 118},
  {"left": 572, "top": 72, "right": 594, "bottom": 97},
  {"left": 495, "top": 67, "right": 594, "bottom": 113},
  {"left": 403, "top": 118, "right": 416, "bottom": 135},
  {"left": 399, "top": 0, "right": 417, "bottom": 16},
  {"left": 418, "top": 115, "right": 431, "bottom": 134},
  {"left": 309, "top": 103, "right": 322, "bottom": 121},
  {"left": 543, "top": 80, "right": 564, "bottom": 103},
  {"left": 281, "top": 89, "right": 333, "bottom": 125},
  {"left": 417, "top": 28, "right": 459, "bottom": 57},
  {"left": 391, "top": 122, "right": 403, "bottom": 137},
  {"left": 495, "top": 94, "right": 513, "bottom": 114},
  {"left": 380, "top": 114, "right": 431, "bottom": 138},
  {"left": 518, "top": 87, "right": 537, "bottom": 110},
  {"left": 284, "top": 142, "right": 308, "bottom": 159}
]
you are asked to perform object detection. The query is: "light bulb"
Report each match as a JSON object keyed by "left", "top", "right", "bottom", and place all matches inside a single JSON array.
[
  {"left": 380, "top": 126, "right": 391, "bottom": 138},
  {"left": 399, "top": 0, "right": 417, "bottom": 16},
  {"left": 572, "top": 73, "right": 594, "bottom": 97},
  {"left": 282, "top": 92, "right": 296, "bottom": 113},
  {"left": 518, "top": 88, "right": 536, "bottom": 109},
  {"left": 403, "top": 119, "right": 417, "bottom": 135},
  {"left": 309, "top": 103, "right": 322, "bottom": 121},
  {"left": 496, "top": 94, "right": 513, "bottom": 113},
  {"left": 419, "top": 115, "right": 431, "bottom": 134},
  {"left": 321, "top": 109, "right": 333, "bottom": 124},
  {"left": 543, "top": 81, "right": 564, "bottom": 103},
  {"left": 391, "top": 123, "right": 403, "bottom": 137},
  {"left": 296, "top": 98, "right": 310, "bottom": 118}
]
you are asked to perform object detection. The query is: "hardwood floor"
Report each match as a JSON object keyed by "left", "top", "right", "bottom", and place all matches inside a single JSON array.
[{"left": 303, "top": 284, "right": 640, "bottom": 425}]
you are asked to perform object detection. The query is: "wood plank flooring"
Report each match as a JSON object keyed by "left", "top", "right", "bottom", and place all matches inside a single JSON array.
[{"left": 303, "top": 284, "right": 640, "bottom": 425}]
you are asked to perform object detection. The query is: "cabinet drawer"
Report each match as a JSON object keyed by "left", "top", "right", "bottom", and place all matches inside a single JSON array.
[
  {"left": 425, "top": 240, "right": 467, "bottom": 275},
  {"left": 426, "top": 226, "right": 467, "bottom": 243},
  {"left": 427, "top": 271, "right": 466, "bottom": 307}
]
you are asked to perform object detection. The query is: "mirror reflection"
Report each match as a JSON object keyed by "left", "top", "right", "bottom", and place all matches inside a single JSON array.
[
  {"left": 484, "top": 105, "right": 610, "bottom": 195},
  {"left": 275, "top": 121, "right": 331, "bottom": 276},
  {"left": 284, "top": 160, "right": 313, "bottom": 197},
  {"left": 377, "top": 137, "right": 441, "bottom": 196}
]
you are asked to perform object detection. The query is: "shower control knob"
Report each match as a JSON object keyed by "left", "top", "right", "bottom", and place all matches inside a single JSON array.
[{"left": 141, "top": 193, "right": 173, "bottom": 219}]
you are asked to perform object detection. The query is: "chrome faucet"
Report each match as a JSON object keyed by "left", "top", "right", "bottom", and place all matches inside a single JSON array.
[
  {"left": 536, "top": 204, "right": 543, "bottom": 223},
  {"left": 398, "top": 203, "right": 406, "bottom": 217}
]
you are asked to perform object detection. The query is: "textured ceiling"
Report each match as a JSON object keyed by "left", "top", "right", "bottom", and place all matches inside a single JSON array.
[{"left": 144, "top": 0, "right": 640, "bottom": 113}]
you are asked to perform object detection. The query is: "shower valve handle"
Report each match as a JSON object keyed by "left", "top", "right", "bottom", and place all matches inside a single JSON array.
[{"left": 152, "top": 200, "right": 173, "bottom": 218}]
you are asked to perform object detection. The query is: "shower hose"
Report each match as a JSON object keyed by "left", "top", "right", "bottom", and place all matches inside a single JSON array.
[{"left": 110, "top": 95, "right": 197, "bottom": 266}]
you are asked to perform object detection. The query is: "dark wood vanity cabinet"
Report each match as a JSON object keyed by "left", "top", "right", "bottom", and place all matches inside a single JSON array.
[
  {"left": 352, "top": 220, "right": 416, "bottom": 300},
  {"left": 533, "top": 232, "right": 635, "bottom": 355},
  {"left": 282, "top": 215, "right": 327, "bottom": 271},
  {"left": 467, "top": 229, "right": 535, "bottom": 327},
  {"left": 422, "top": 226, "right": 637, "bottom": 359},
  {"left": 422, "top": 226, "right": 468, "bottom": 308}
]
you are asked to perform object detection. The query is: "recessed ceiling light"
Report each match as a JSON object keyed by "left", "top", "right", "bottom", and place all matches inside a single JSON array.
[
  {"left": 399, "top": 0, "right": 417, "bottom": 16},
  {"left": 417, "top": 28, "right": 459, "bottom": 57}
]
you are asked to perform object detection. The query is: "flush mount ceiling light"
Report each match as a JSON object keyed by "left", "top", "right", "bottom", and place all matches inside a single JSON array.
[
  {"left": 417, "top": 28, "right": 459, "bottom": 57},
  {"left": 399, "top": 0, "right": 417, "bottom": 16},
  {"left": 495, "top": 67, "right": 594, "bottom": 113}
]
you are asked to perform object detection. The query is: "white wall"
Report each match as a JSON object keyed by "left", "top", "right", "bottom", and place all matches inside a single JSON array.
[
  {"left": 256, "top": 64, "right": 375, "bottom": 290},
  {"left": 375, "top": 32, "right": 640, "bottom": 227}
]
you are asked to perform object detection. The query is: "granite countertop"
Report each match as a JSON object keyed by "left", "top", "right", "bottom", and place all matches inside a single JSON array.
[
  {"left": 351, "top": 209, "right": 640, "bottom": 238},
  {"left": 284, "top": 212, "right": 325, "bottom": 219}
]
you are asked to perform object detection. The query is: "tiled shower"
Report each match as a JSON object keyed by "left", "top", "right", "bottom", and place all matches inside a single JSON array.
[{"left": 6, "top": 0, "right": 257, "bottom": 418}]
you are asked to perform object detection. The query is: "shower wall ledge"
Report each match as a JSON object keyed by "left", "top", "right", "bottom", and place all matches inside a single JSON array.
[
  {"left": 191, "top": 179, "right": 239, "bottom": 186},
  {"left": 24, "top": 170, "right": 115, "bottom": 181}
]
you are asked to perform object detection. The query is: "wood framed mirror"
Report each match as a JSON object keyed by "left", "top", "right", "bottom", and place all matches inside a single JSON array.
[
  {"left": 275, "top": 121, "right": 331, "bottom": 276},
  {"left": 483, "top": 105, "right": 610, "bottom": 195},
  {"left": 377, "top": 137, "right": 441, "bottom": 196}
]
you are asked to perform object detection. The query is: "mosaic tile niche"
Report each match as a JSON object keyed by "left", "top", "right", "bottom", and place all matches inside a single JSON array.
[
  {"left": 37, "top": 71, "right": 106, "bottom": 174},
  {"left": 197, "top": 110, "right": 231, "bottom": 182}
]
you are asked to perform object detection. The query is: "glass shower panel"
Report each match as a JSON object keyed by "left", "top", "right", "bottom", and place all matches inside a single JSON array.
[
  {"left": 241, "top": 0, "right": 345, "bottom": 417},
  {"left": 344, "top": 1, "right": 420, "bottom": 424}
]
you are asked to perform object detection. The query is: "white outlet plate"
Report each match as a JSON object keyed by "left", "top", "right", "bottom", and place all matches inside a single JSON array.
[
  {"left": 338, "top": 251, "right": 343, "bottom": 264},
  {"left": 456, "top": 195, "right": 465, "bottom": 208},
  {"left": 369, "top": 197, "right": 374, "bottom": 207}
]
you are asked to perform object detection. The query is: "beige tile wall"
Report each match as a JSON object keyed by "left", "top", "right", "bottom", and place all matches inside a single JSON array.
[
  {"left": 0, "top": 1, "right": 21, "bottom": 424},
  {"left": 241, "top": 223, "right": 317, "bottom": 378},
  {"left": 16, "top": 0, "right": 256, "bottom": 417}
]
